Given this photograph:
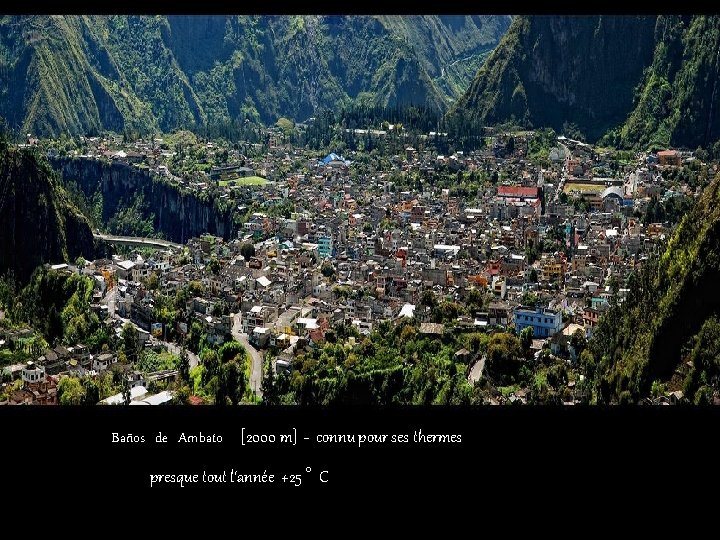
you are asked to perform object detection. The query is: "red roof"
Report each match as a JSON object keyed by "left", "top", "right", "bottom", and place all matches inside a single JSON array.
[
  {"left": 497, "top": 186, "right": 540, "bottom": 199},
  {"left": 657, "top": 150, "right": 679, "bottom": 157}
]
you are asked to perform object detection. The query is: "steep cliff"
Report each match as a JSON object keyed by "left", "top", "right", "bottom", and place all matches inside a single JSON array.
[
  {"left": 0, "top": 143, "right": 95, "bottom": 281},
  {"left": 619, "top": 16, "right": 720, "bottom": 150},
  {"left": 450, "top": 16, "right": 657, "bottom": 141},
  {"left": 52, "top": 157, "right": 236, "bottom": 243},
  {"left": 452, "top": 15, "right": 720, "bottom": 151}
]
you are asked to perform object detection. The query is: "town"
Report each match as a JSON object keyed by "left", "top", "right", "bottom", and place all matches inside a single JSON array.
[{"left": 1, "top": 121, "right": 710, "bottom": 405}]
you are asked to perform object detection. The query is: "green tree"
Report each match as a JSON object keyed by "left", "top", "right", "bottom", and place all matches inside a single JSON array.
[
  {"left": 520, "top": 326, "right": 534, "bottom": 352},
  {"left": 486, "top": 333, "right": 524, "bottom": 384},
  {"left": 46, "top": 305, "right": 64, "bottom": 345},
  {"left": 172, "top": 384, "right": 191, "bottom": 405},
  {"left": 240, "top": 242, "right": 256, "bottom": 261},
  {"left": 82, "top": 377, "right": 100, "bottom": 405},
  {"left": 179, "top": 345, "right": 190, "bottom": 382},
  {"left": 121, "top": 323, "right": 140, "bottom": 363},
  {"left": 145, "top": 273, "right": 159, "bottom": 290},
  {"left": 261, "top": 357, "right": 278, "bottom": 405},
  {"left": 570, "top": 329, "right": 587, "bottom": 357},
  {"left": 207, "top": 257, "right": 221, "bottom": 274},
  {"left": 216, "top": 360, "right": 246, "bottom": 405},
  {"left": 421, "top": 289, "right": 437, "bottom": 309},
  {"left": 201, "top": 348, "right": 220, "bottom": 386},
  {"left": 466, "top": 288, "right": 483, "bottom": 310},
  {"left": 122, "top": 377, "right": 131, "bottom": 405},
  {"left": 58, "top": 376, "right": 85, "bottom": 405},
  {"left": 219, "top": 340, "right": 245, "bottom": 363},
  {"left": 320, "top": 261, "right": 335, "bottom": 278}
]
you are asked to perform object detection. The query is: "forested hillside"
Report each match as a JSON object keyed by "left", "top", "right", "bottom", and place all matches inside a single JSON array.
[
  {"left": 451, "top": 15, "right": 720, "bottom": 152},
  {"left": 0, "top": 15, "right": 510, "bottom": 137}
]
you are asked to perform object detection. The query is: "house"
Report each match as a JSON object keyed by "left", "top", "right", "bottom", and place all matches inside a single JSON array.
[
  {"left": 115, "top": 260, "right": 135, "bottom": 280},
  {"left": 92, "top": 353, "right": 116, "bottom": 373},
  {"left": 419, "top": 323, "right": 444, "bottom": 336},
  {"left": 514, "top": 306, "right": 563, "bottom": 338},
  {"left": 3, "top": 361, "right": 58, "bottom": 405},
  {"left": 657, "top": 150, "right": 681, "bottom": 166},
  {"left": 583, "top": 306, "right": 604, "bottom": 335}
]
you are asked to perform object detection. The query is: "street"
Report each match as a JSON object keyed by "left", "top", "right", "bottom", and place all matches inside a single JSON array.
[
  {"left": 232, "top": 313, "right": 264, "bottom": 399},
  {"left": 468, "top": 355, "right": 486, "bottom": 385},
  {"left": 161, "top": 339, "right": 200, "bottom": 369}
]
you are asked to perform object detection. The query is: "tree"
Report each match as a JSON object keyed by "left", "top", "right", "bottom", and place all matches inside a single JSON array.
[
  {"left": 201, "top": 348, "right": 220, "bottom": 386},
  {"left": 122, "top": 377, "right": 131, "bottom": 405},
  {"left": 520, "top": 326, "right": 534, "bottom": 352},
  {"left": 486, "top": 333, "right": 524, "bottom": 384},
  {"left": 172, "top": 384, "right": 191, "bottom": 404},
  {"left": 320, "top": 261, "right": 335, "bottom": 278},
  {"left": 219, "top": 340, "right": 245, "bottom": 363},
  {"left": 58, "top": 376, "right": 85, "bottom": 405},
  {"left": 82, "top": 377, "right": 100, "bottom": 405},
  {"left": 528, "top": 268, "right": 538, "bottom": 283},
  {"left": 570, "top": 329, "right": 587, "bottom": 357},
  {"left": 421, "top": 289, "right": 437, "bottom": 309},
  {"left": 466, "top": 288, "right": 483, "bottom": 311},
  {"left": 207, "top": 257, "right": 221, "bottom": 275},
  {"left": 121, "top": 323, "right": 139, "bottom": 362},
  {"left": 240, "top": 242, "right": 256, "bottom": 261},
  {"left": 521, "top": 292, "right": 539, "bottom": 306},
  {"left": 216, "top": 360, "right": 247, "bottom": 405},
  {"left": 145, "top": 272, "right": 159, "bottom": 290},
  {"left": 179, "top": 345, "right": 190, "bottom": 382},
  {"left": 46, "top": 305, "right": 64, "bottom": 345},
  {"left": 261, "top": 357, "right": 279, "bottom": 405}
]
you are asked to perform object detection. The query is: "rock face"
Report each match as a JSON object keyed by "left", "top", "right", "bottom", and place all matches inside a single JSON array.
[
  {"left": 452, "top": 15, "right": 720, "bottom": 150},
  {"left": 451, "top": 16, "right": 657, "bottom": 141},
  {"left": 0, "top": 145, "right": 95, "bottom": 281},
  {"left": 52, "top": 157, "right": 236, "bottom": 244}
]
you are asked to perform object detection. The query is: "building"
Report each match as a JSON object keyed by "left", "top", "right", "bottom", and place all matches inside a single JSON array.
[
  {"left": 3, "top": 361, "right": 58, "bottom": 405},
  {"left": 514, "top": 306, "right": 563, "bottom": 338},
  {"left": 541, "top": 259, "right": 565, "bottom": 282},
  {"left": 318, "top": 236, "right": 333, "bottom": 259},
  {"left": 657, "top": 150, "right": 681, "bottom": 166},
  {"left": 583, "top": 306, "right": 602, "bottom": 335}
]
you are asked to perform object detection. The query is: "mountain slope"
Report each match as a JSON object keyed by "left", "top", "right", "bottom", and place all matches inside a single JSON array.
[
  {"left": 0, "top": 141, "right": 95, "bottom": 281},
  {"left": 450, "top": 16, "right": 657, "bottom": 141},
  {"left": 0, "top": 15, "right": 510, "bottom": 136},
  {"left": 619, "top": 15, "right": 720, "bottom": 150},
  {"left": 451, "top": 15, "right": 720, "bottom": 151},
  {"left": 590, "top": 171, "right": 720, "bottom": 403}
]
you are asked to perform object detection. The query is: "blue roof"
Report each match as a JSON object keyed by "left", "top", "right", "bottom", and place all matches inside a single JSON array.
[{"left": 321, "top": 153, "right": 345, "bottom": 165}]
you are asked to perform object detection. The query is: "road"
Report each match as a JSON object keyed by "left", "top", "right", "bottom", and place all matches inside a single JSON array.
[
  {"left": 232, "top": 313, "right": 263, "bottom": 399},
  {"left": 468, "top": 355, "right": 486, "bottom": 385},
  {"left": 94, "top": 233, "right": 183, "bottom": 251},
  {"left": 161, "top": 339, "right": 200, "bottom": 369}
]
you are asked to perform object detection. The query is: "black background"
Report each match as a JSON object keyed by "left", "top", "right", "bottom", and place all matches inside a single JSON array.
[{"left": 4, "top": 406, "right": 718, "bottom": 499}]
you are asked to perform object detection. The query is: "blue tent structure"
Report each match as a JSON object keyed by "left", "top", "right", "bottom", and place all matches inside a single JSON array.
[
  {"left": 321, "top": 153, "right": 342, "bottom": 164},
  {"left": 320, "top": 152, "right": 351, "bottom": 165}
]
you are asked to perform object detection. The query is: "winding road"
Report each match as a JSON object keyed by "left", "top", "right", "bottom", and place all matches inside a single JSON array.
[{"left": 232, "top": 313, "right": 264, "bottom": 399}]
